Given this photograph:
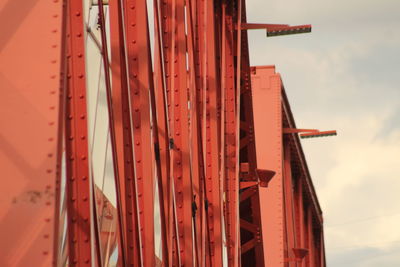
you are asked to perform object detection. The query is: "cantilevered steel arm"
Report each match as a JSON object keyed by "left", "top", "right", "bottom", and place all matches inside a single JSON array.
[
  {"left": 240, "top": 23, "right": 312, "bottom": 37},
  {"left": 283, "top": 128, "right": 337, "bottom": 138}
]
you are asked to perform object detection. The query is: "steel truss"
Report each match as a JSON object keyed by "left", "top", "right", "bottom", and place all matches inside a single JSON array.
[{"left": 0, "top": 0, "right": 326, "bottom": 266}]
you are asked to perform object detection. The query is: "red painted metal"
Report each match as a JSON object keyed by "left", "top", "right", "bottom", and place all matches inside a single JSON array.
[
  {"left": 108, "top": 0, "right": 142, "bottom": 266},
  {"left": 64, "top": 0, "right": 93, "bottom": 265},
  {"left": 0, "top": 1, "right": 328, "bottom": 266},
  {"left": 222, "top": 1, "right": 240, "bottom": 266},
  {"left": 0, "top": 0, "right": 63, "bottom": 265},
  {"left": 124, "top": 1, "right": 157, "bottom": 265},
  {"left": 251, "top": 65, "right": 326, "bottom": 267},
  {"left": 97, "top": 1, "right": 128, "bottom": 265},
  {"left": 204, "top": 0, "right": 223, "bottom": 265}
]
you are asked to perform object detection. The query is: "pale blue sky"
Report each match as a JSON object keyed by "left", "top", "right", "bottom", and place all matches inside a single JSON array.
[{"left": 247, "top": 0, "right": 400, "bottom": 266}]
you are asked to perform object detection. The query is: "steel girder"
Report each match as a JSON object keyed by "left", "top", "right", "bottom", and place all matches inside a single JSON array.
[{"left": 0, "top": 0, "right": 326, "bottom": 266}]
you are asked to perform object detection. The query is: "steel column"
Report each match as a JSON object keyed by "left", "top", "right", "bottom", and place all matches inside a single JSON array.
[
  {"left": 124, "top": 0, "right": 156, "bottom": 265},
  {"left": 65, "top": 0, "right": 92, "bottom": 265}
]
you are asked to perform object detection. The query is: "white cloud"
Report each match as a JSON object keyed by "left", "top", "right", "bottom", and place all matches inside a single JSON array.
[{"left": 247, "top": 0, "right": 400, "bottom": 265}]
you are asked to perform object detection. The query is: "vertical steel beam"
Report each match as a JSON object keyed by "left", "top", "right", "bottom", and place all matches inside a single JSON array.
[
  {"left": 109, "top": 0, "right": 142, "bottom": 265},
  {"left": 283, "top": 144, "right": 297, "bottom": 266},
  {"left": 153, "top": 0, "right": 173, "bottom": 265},
  {"left": 170, "top": 0, "right": 195, "bottom": 264},
  {"left": 298, "top": 179, "right": 307, "bottom": 267},
  {"left": 307, "top": 208, "right": 315, "bottom": 267},
  {"left": 204, "top": 1, "right": 223, "bottom": 265},
  {"left": 251, "top": 67, "right": 284, "bottom": 266},
  {"left": 186, "top": 0, "right": 205, "bottom": 265},
  {"left": 97, "top": 1, "right": 128, "bottom": 265},
  {"left": 54, "top": 1, "right": 68, "bottom": 265},
  {"left": 222, "top": 1, "right": 240, "bottom": 266},
  {"left": 65, "top": 1, "right": 92, "bottom": 265},
  {"left": 124, "top": 1, "right": 156, "bottom": 265},
  {"left": 158, "top": 0, "right": 182, "bottom": 264}
]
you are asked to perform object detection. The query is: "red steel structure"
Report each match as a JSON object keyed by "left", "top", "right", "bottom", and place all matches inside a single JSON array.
[{"left": 0, "top": 0, "right": 328, "bottom": 266}]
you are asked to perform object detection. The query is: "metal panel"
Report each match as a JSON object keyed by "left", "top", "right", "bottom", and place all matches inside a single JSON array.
[
  {"left": 251, "top": 66, "right": 285, "bottom": 266},
  {"left": 0, "top": 0, "right": 63, "bottom": 265}
]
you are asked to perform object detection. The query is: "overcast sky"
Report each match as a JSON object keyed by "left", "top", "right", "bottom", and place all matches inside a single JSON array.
[
  {"left": 87, "top": 1, "right": 400, "bottom": 265},
  {"left": 246, "top": 0, "right": 400, "bottom": 266}
]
